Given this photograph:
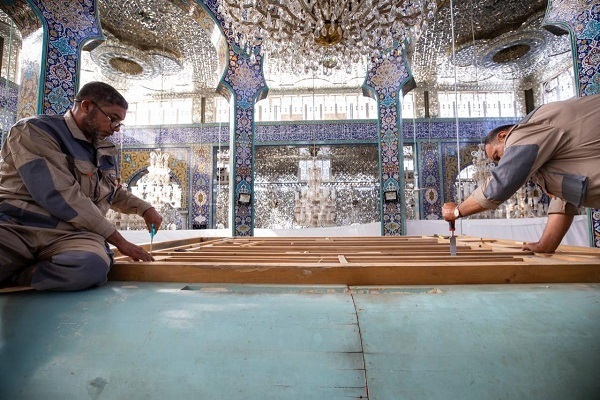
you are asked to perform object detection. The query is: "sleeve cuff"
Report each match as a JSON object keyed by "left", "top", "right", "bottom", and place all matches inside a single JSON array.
[
  {"left": 138, "top": 202, "right": 154, "bottom": 217},
  {"left": 471, "top": 187, "right": 503, "bottom": 210},
  {"left": 547, "top": 197, "right": 579, "bottom": 215}
]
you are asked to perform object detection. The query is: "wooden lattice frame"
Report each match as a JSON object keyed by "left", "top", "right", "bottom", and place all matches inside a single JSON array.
[{"left": 109, "top": 236, "right": 600, "bottom": 285}]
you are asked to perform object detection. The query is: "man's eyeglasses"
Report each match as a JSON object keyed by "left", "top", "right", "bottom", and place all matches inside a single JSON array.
[{"left": 75, "top": 99, "right": 124, "bottom": 129}]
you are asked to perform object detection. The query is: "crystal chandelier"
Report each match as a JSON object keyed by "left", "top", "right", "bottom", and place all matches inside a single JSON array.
[
  {"left": 294, "top": 149, "right": 337, "bottom": 227},
  {"left": 131, "top": 150, "right": 182, "bottom": 210},
  {"left": 218, "top": 0, "right": 443, "bottom": 74}
]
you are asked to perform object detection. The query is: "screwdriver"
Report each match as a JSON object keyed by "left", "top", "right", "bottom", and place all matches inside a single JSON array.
[{"left": 149, "top": 223, "right": 156, "bottom": 255}]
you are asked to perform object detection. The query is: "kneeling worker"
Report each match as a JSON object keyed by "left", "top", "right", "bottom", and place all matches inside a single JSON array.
[
  {"left": 442, "top": 94, "right": 600, "bottom": 253},
  {"left": 0, "top": 81, "right": 162, "bottom": 291}
]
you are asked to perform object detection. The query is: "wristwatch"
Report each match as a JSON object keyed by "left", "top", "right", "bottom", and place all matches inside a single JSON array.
[{"left": 453, "top": 206, "right": 461, "bottom": 218}]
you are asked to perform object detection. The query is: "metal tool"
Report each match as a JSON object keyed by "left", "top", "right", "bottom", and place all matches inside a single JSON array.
[
  {"left": 149, "top": 223, "right": 156, "bottom": 255},
  {"left": 449, "top": 220, "right": 456, "bottom": 256}
]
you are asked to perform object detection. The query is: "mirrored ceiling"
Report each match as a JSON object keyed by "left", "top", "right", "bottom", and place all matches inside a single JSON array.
[{"left": 2, "top": 0, "right": 573, "bottom": 96}]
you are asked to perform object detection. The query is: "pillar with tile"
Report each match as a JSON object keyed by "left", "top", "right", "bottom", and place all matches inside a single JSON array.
[
  {"left": 363, "top": 46, "right": 415, "bottom": 236},
  {"left": 24, "top": 0, "right": 104, "bottom": 114},
  {"left": 217, "top": 51, "right": 267, "bottom": 236},
  {"left": 199, "top": 0, "right": 268, "bottom": 236}
]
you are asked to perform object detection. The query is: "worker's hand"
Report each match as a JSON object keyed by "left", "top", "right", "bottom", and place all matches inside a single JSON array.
[
  {"left": 106, "top": 230, "right": 154, "bottom": 262},
  {"left": 442, "top": 202, "right": 458, "bottom": 221},
  {"left": 117, "top": 241, "right": 155, "bottom": 262},
  {"left": 523, "top": 214, "right": 573, "bottom": 254},
  {"left": 521, "top": 242, "right": 557, "bottom": 254},
  {"left": 142, "top": 207, "right": 163, "bottom": 233}
]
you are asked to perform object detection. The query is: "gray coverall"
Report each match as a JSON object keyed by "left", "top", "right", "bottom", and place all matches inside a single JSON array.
[
  {"left": 472, "top": 94, "right": 600, "bottom": 214},
  {"left": 0, "top": 111, "right": 152, "bottom": 290}
]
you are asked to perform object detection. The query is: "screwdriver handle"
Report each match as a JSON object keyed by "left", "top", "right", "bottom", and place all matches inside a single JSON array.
[
  {"left": 150, "top": 223, "right": 156, "bottom": 238},
  {"left": 448, "top": 220, "right": 455, "bottom": 232}
]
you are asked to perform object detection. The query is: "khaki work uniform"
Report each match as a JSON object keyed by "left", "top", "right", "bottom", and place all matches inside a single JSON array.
[
  {"left": 0, "top": 111, "right": 152, "bottom": 290},
  {"left": 472, "top": 94, "right": 600, "bottom": 214}
]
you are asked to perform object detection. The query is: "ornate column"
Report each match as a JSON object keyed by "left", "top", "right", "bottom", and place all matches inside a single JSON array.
[
  {"left": 198, "top": 0, "right": 268, "bottom": 236},
  {"left": 363, "top": 46, "right": 414, "bottom": 236},
  {"left": 544, "top": 0, "right": 600, "bottom": 248},
  {"left": 25, "top": 0, "right": 104, "bottom": 114},
  {"left": 419, "top": 142, "right": 442, "bottom": 220},
  {"left": 219, "top": 51, "right": 267, "bottom": 236}
]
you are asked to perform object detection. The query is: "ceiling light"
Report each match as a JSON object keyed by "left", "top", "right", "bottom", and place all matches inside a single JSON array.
[{"left": 218, "top": 0, "right": 444, "bottom": 75}]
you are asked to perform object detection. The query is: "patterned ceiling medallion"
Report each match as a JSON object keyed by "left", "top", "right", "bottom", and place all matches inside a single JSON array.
[
  {"left": 479, "top": 31, "right": 547, "bottom": 79},
  {"left": 90, "top": 43, "right": 183, "bottom": 80},
  {"left": 90, "top": 44, "right": 158, "bottom": 80},
  {"left": 492, "top": 44, "right": 531, "bottom": 63},
  {"left": 109, "top": 56, "right": 144, "bottom": 75}
]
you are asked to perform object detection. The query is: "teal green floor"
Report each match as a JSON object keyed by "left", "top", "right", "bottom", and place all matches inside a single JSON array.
[{"left": 1, "top": 283, "right": 599, "bottom": 400}]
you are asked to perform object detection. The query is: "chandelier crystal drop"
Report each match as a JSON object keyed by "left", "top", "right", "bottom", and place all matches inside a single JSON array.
[{"left": 218, "top": 0, "right": 444, "bottom": 74}]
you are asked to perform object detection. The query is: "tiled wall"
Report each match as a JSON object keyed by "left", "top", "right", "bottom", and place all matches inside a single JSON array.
[{"left": 116, "top": 117, "right": 517, "bottom": 228}]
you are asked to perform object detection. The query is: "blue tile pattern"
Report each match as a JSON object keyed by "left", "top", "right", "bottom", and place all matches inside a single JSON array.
[
  {"left": 221, "top": 50, "right": 267, "bottom": 236},
  {"left": 116, "top": 118, "right": 519, "bottom": 147},
  {"left": 418, "top": 141, "right": 443, "bottom": 220},
  {"left": 113, "top": 118, "right": 519, "bottom": 227},
  {"left": 190, "top": 144, "right": 212, "bottom": 229},
  {"left": 26, "top": 0, "right": 103, "bottom": 114},
  {"left": 364, "top": 47, "right": 412, "bottom": 235},
  {"left": 545, "top": 0, "right": 600, "bottom": 96}
]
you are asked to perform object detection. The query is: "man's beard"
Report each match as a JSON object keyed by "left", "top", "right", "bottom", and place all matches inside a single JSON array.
[{"left": 81, "top": 114, "right": 104, "bottom": 146}]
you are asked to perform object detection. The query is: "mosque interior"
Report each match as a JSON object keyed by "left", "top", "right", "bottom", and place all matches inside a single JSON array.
[
  {"left": 0, "top": 0, "right": 589, "bottom": 240},
  {"left": 0, "top": 2, "right": 599, "bottom": 399}
]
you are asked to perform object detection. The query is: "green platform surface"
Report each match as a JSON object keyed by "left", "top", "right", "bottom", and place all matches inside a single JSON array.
[{"left": 1, "top": 283, "right": 599, "bottom": 400}]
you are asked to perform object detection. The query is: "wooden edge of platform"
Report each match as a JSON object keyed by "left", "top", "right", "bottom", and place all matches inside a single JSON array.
[{"left": 108, "top": 261, "right": 600, "bottom": 285}]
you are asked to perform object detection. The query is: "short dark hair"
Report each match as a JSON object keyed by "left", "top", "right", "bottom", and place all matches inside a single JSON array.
[
  {"left": 485, "top": 124, "right": 514, "bottom": 145},
  {"left": 74, "top": 81, "right": 128, "bottom": 109}
]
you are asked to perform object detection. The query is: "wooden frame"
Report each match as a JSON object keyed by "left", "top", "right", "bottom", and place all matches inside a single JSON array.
[{"left": 109, "top": 236, "right": 600, "bottom": 285}]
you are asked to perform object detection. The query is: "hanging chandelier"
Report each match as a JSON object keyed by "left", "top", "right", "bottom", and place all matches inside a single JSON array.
[
  {"left": 131, "top": 150, "right": 182, "bottom": 210},
  {"left": 294, "top": 148, "right": 337, "bottom": 227},
  {"left": 218, "top": 0, "right": 444, "bottom": 74}
]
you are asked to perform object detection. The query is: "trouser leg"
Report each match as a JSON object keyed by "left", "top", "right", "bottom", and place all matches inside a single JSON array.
[
  {"left": 0, "top": 224, "right": 113, "bottom": 291},
  {"left": 32, "top": 250, "right": 111, "bottom": 291},
  {"left": 32, "top": 233, "right": 114, "bottom": 291},
  {"left": 0, "top": 224, "right": 35, "bottom": 284}
]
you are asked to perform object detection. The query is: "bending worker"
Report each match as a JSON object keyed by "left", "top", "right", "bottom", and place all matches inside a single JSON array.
[
  {"left": 442, "top": 94, "right": 600, "bottom": 253},
  {"left": 0, "top": 81, "right": 162, "bottom": 291}
]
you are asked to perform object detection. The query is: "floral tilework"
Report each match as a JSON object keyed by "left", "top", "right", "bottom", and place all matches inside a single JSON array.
[
  {"left": 27, "top": 0, "right": 103, "bottom": 115},
  {"left": 545, "top": 0, "right": 600, "bottom": 96},
  {"left": 116, "top": 118, "right": 518, "bottom": 146},
  {"left": 364, "top": 47, "right": 412, "bottom": 236},
  {"left": 190, "top": 144, "right": 213, "bottom": 229},
  {"left": 222, "top": 48, "right": 267, "bottom": 236},
  {"left": 17, "top": 36, "right": 42, "bottom": 120},
  {"left": 419, "top": 141, "right": 442, "bottom": 220},
  {"left": 441, "top": 142, "right": 480, "bottom": 206}
]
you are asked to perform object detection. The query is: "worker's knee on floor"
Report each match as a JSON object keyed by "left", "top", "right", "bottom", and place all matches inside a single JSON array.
[{"left": 32, "top": 251, "right": 111, "bottom": 291}]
